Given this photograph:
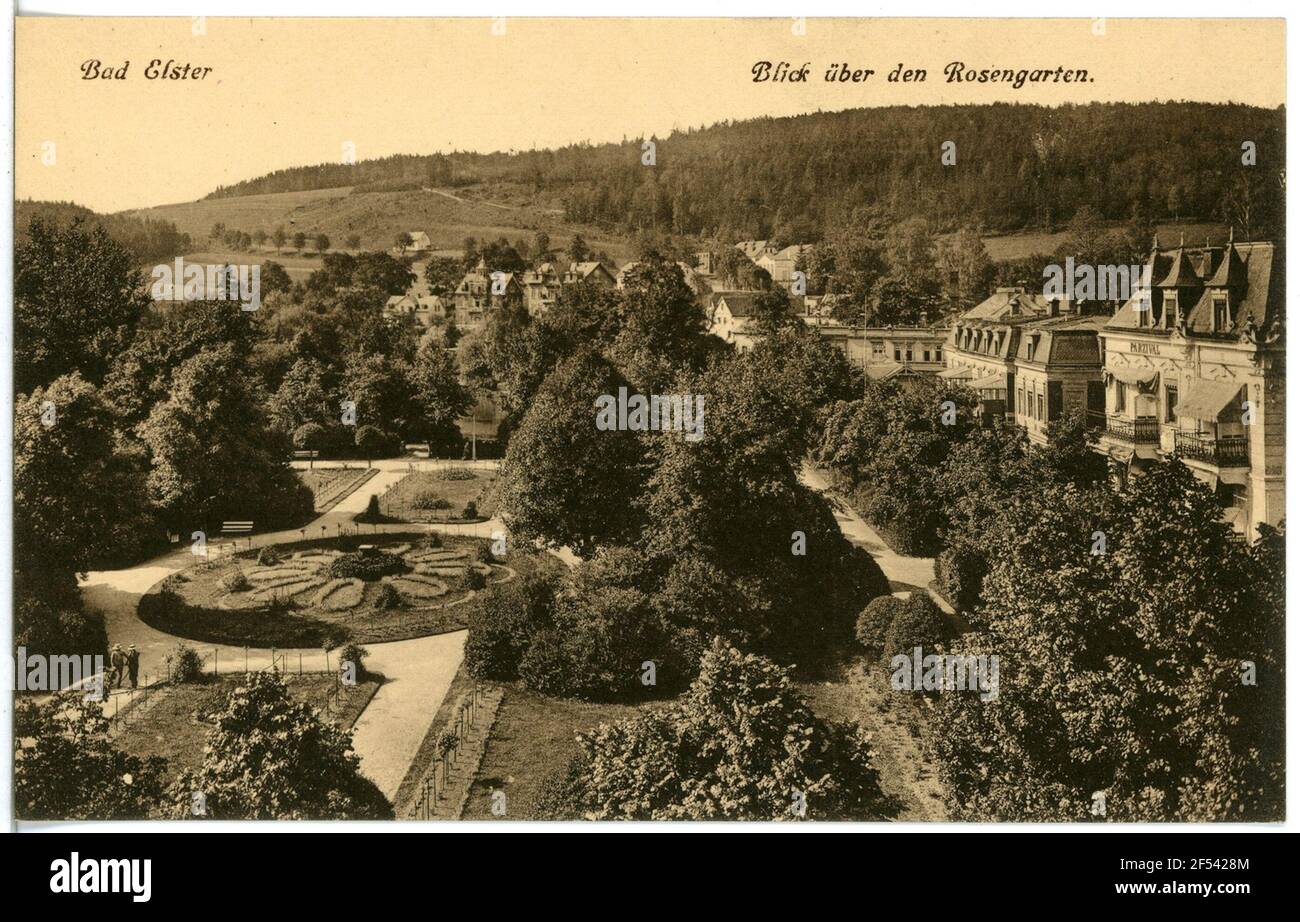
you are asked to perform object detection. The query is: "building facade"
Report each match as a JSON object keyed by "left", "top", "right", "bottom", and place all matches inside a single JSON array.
[{"left": 1096, "top": 238, "right": 1284, "bottom": 538}]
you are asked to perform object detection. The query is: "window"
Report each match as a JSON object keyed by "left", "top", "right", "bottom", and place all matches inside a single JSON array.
[
  {"left": 871, "top": 341, "right": 885, "bottom": 359},
  {"left": 1212, "top": 293, "right": 1230, "bottom": 332},
  {"left": 1162, "top": 291, "right": 1178, "bottom": 327},
  {"left": 1165, "top": 384, "right": 1178, "bottom": 423},
  {"left": 905, "top": 348, "right": 914, "bottom": 363},
  {"left": 935, "top": 347, "right": 943, "bottom": 362},
  {"left": 1017, "top": 389, "right": 1024, "bottom": 417},
  {"left": 1036, "top": 394, "right": 1045, "bottom": 421},
  {"left": 1113, "top": 381, "right": 1127, "bottom": 413},
  {"left": 922, "top": 350, "right": 931, "bottom": 363},
  {"left": 894, "top": 348, "right": 902, "bottom": 362},
  {"left": 1048, "top": 382, "right": 1063, "bottom": 422}
]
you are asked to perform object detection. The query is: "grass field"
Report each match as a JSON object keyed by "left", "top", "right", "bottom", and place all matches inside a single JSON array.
[
  {"left": 114, "top": 672, "right": 379, "bottom": 786},
  {"left": 967, "top": 220, "right": 1231, "bottom": 263},
  {"left": 461, "top": 685, "right": 650, "bottom": 821},
  {"left": 297, "top": 467, "right": 378, "bottom": 512},
  {"left": 127, "top": 184, "right": 635, "bottom": 263}
]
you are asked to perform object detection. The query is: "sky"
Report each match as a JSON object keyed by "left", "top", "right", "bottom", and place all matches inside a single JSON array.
[{"left": 15, "top": 17, "right": 1286, "bottom": 213}]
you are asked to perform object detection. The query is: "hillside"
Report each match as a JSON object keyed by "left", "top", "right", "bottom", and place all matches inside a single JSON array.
[
  {"left": 199, "top": 101, "right": 1286, "bottom": 244},
  {"left": 15, "top": 199, "right": 191, "bottom": 264},
  {"left": 126, "top": 184, "right": 636, "bottom": 263}
]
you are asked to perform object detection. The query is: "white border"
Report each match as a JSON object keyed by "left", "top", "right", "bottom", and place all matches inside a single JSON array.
[{"left": 4, "top": 1, "right": 1296, "bottom": 835}]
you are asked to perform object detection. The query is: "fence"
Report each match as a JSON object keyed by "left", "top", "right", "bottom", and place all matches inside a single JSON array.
[{"left": 408, "top": 684, "right": 500, "bottom": 820}]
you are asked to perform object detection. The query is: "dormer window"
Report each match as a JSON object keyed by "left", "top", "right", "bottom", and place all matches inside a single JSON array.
[
  {"left": 1161, "top": 291, "right": 1178, "bottom": 328},
  {"left": 1212, "top": 292, "right": 1230, "bottom": 332}
]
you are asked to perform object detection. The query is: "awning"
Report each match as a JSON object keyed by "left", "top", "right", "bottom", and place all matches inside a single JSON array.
[
  {"left": 1177, "top": 380, "right": 1243, "bottom": 421},
  {"left": 938, "top": 367, "right": 973, "bottom": 380},
  {"left": 1105, "top": 366, "right": 1158, "bottom": 388},
  {"left": 969, "top": 373, "right": 1006, "bottom": 392}
]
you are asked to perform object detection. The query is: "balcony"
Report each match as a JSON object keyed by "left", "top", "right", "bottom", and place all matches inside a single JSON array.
[
  {"left": 1087, "top": 411, "right": 1160, "bottom": 444},
  {"left": 1173, "top": 430, "right": 1250, "bottom": 467}
]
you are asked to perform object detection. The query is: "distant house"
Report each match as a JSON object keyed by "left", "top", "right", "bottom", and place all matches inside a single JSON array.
[
  {"left": 708, "top": 290, "right": 763, "bottom": 352},
  {"left": 563, "top": 261, "right": 617, "bottom": 288},
  {"left": 757, "top": 244, "right": 808, "bottom": 287},
  {"left": 452, "top": 259, "right": 523, "bottom": 325},
  {"left": 406, "top": 231, "right": 432, "bottom": 253},
  {"left": 385, "top": 292, "right": 447, "bottom": 327},
  {"left": 521, "top": 262, "right": 563, "bottom": 317}
]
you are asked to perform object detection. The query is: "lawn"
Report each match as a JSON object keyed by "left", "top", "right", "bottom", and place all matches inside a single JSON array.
[
  {"left": 375, "top": 468, "right": 497, "bottom": 523},
  {"left": 113, "top": 672, "right": 379, "bottom": 786},
  {"left": 461, "top": 685, "right": 651, "bottom": 821},
  {"left": 297, "top": 467, "right": 378, "bottom": 512},
  {"left": 797, "top": 657, "right": 947, "bottom": 821},
  {"left": 137, "top": 533, "right": 563, "bottom": 647}
]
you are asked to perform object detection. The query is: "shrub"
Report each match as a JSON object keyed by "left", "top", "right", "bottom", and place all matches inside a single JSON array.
[
  {"left": 463, "top": 568, "right": 487, "bottom": 591},
  {"left": 463, "top": 572, "right": 558, "bottom": 681},
  {"left": 166, "top": 642, "right": 204, "bottom": 684},
  {"left": 336, "top": 642, "right": 369, "bottom": 679},
  {"left": 220, "top": 569, "right": 252, "bottom": 593},
  {"left": 517, "top": 629, "right": 576, "bottom": 697},
  {"left": 170, "top": 670, "right": 391, "bottom": 819},
  {"left": 420, "top": 531, "right": 443, "bottom": 549},
  {"left": 462, "top": 501, "right": 479, "bottom": 519},
  {"left": 411, "top": 491, "right": 451, "bottom": 511},
  {"left": 328, "top": 550, "right": 409, "bottom": 581},
  {"left": 476, "top": 541, "right": 496, "bottom": 563},
  {"left": 373, "top": 582, "right": 400, "bottom": 610},
  {"left": 856, "top": 596, "right": 907, "bottom": 650},
  {"left": 935, "top": 544, "right": 986, "bottom": 612},
  {"left": 438, "top": 468, "right": 475, "bottom": 481},
  {"left": 355, "top": 494, "right": 383, "bottom": 523},
  {"left": 265, "top": 592, "right": 299, "bottom": 616},
  {"left": 256, "top": 546, "right": 282, "bottom": 567},
  {"left": 882, "top": 593, "right": 951, "bottom": 661}
]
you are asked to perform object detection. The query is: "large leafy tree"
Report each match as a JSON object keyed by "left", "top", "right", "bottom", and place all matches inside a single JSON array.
[
  {"left": 139, "top": 346, "right": 312, "bottom": 531},
  {"left": 15, "top": 694, "right": 168, "bottom": 820},
  {"left": 15, "top": 218, "right": 150, "bottom": 393},
  {"left": 561, "top": 641, "right": 888, "bottom": 820},
  {"left": 934, "top": 461, "right": 1284, "bottom": 821},
  {"left": 269, "top": 356, "right": 339, "bottom": 434},
  {"left": 172, "top": 671, "right": 391, "bottom": 819},
  {"left": 497, "top": 349, "right": 647, "bottom": 557},
  {"left": 409, "top": 339, "right": 471, "bottom": 447}
]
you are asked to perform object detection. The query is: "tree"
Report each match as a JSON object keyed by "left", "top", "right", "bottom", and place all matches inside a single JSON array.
[
  {"left": 260, "top": 260, "right": 293, "bottom": 298},
  {"left": 341, "top": 351, "right": 417, "bottom": 435},
  {"left": 252, "top": 228, "right": 268, "bottom": 248},
  {"left": 567, "top": 234, "right": 591, "bottom": 264},
  {"left": 934, "top": 463, "right": 1284, "bottom": 821},
  {"left": 172, "top": 671, "right": 391, "bottom": 819},
  {"left": 314, "top": 233, "right": 331, "bottom": 255},
  {"left": 561, "top": 641, "right": 887, "bottom": 820},
  {"left": 354, "top": 424, "right": 388, "bottom": 466},
  {"left": 292, "top": 231, "right": 307, "bottom": 252},
  {"left": 345, "top": 233, "right": 362, "bottom": 250},
  {"left": 497, "top": 349, "right": 647, "bottom": 557},
  {"left": 139, "top": 346, "right": 313, "bottom": 531},
  {"left": 292, "top": 422, "right": 327, "bottom": 468},
  {"left": 15, "top": 218, "right": 149, "bottom": 392},
  {"left": 272, "top": 225, "right": 287, "bottom": 253},
  {"left": 15, "top": 693, "right": 168, "bottom": 820},
  {"left": 395, "top": 231, "right": 413, "bottom": 253},
  {"left": 409, "top": 338, "right": 471, "bottom": 450}
]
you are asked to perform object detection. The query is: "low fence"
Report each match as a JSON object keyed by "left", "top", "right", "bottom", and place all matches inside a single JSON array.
[{"left": 407, "top": 684, "right": 502, "bottom": 820}]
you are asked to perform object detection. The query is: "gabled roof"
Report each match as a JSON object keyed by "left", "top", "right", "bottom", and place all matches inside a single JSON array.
[
  {"left": 962, "top": 287, "right": 1051, "bottom": 321},
  {"left": 714, "top": 291, "right": 759, "bottom": 318}
]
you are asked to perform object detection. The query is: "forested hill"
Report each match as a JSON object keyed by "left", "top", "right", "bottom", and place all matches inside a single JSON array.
[
  {"left": 206, "top": 102, "right": 1284, "bottom": 242},
  {"left": 15, "top": 200, "right": 192, "bottom": 264}
]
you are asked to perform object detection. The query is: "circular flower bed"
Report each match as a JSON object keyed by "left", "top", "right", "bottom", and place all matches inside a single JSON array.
[{"left": 328, "top": 550, "right": 409, "bottom": 582}]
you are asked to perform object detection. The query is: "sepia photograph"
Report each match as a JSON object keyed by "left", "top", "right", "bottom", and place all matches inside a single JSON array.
[{"left": 3, "top": 7, "right": 1293, "bottom": 877}]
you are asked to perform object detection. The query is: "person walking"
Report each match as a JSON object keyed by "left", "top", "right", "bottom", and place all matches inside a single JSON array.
[
  {"left": 126, "top": 645, "right": 141, "bottom": 689},
  {"left": 109, "top": 644, "right": 126, "bottom": 689}
]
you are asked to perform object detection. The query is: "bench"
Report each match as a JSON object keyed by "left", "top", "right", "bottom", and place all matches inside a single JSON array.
[{"left": 292, "top": 450, "right": 319, "bottom": 460}]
